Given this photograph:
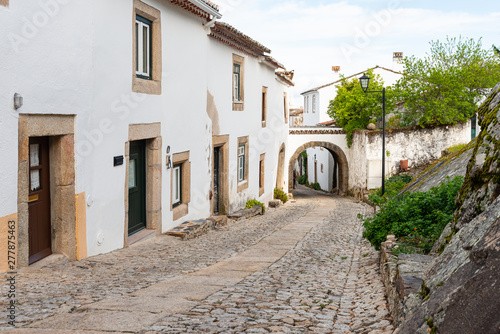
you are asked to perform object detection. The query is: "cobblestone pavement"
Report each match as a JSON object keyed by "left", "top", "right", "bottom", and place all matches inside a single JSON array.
[{"left": 1, "top": 186, "right": 392, "bottom": 333}]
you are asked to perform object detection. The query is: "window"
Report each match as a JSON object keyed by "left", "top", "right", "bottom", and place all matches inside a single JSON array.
[
  {"left": 232, "top": 54, "right": 245, "bottom": 111},
  {"left": 259, "top": 154, "right": 265, "bottom": 196},
  {"left": 135, "top": 16, "right": 152, "bottom": 79},
  {"left": 172, "top": 164, "right": 182, "bottom": 207},
  {"left": 312, "top": 95, "right": 316, "bottom": 113},
  {"left": 305, "top": 96, "right": 309, "bottom": 113},
  {"left": 238, "top": 145, "right": 245, "bottom": 181},
  {"left": 237, "top": 136, "right": 249, "bottom": 192},
  {"left": 262, "top": 86, "right": 268, "bottom": 126},
  {"left": 133, "top": 0, "right": 161, "bottom": 95},
  {"left": 171, "top": 151, "right": 191, "bottom": 221},
  {"left": 233, "top": 64, "right": 241, "bottom": 101}
]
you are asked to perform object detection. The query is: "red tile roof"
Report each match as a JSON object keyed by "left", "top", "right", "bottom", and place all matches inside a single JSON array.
[
  {"left": 210, "top": 22, "right": 271, "bottom": 57},
  {"left": 169, "top": 0, "right": 220, "bottom": 21},
  {"left": 302, "top": 65, "right": 404, "bottom": 94}
]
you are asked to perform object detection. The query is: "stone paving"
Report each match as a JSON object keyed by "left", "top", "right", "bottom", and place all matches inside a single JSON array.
[{"left": 1, "top": 186, "right": 392, "bottom": 333}]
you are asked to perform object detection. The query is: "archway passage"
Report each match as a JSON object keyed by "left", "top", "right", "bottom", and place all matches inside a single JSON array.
[{"left": 288, "top": 141, "right": 349, "bottom": 195}]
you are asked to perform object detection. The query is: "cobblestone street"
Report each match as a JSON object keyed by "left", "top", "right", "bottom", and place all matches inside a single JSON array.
[{"left": 1, "top": 187, "right": 393, "bottom": 333}]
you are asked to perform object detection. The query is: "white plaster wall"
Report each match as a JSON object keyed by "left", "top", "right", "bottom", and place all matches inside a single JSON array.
[
  {"left": 350, "top": 122, "right": 471, "bottom": 190},
  {"left": 306, "top": 147, "right": 333, "bottom": 191},
  {"left": 302, "top": 92, "right": 320, "bottom": 126},
  {"left": 82, "top": 0, "right": 213, "bottom": 256},
  {"left": 0, "top": 1, "right": 94, "bottom": 217},
  {"left": 207, "top": 40, "right": 289, "bottom": 213}
]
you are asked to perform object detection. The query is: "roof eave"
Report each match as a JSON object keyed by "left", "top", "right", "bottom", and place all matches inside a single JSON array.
[{"left": 187, "top": 0, "right": 222, "bottom": 19}]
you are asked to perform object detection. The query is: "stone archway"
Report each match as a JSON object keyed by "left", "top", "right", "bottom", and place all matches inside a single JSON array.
[{"left": 288, "top": 141, "right": 349, "bottom": 195}]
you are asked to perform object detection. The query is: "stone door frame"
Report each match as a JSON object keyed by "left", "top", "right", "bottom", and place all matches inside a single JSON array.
[{"left": 17, "top": 114, "right": 77, "bottom": 268}]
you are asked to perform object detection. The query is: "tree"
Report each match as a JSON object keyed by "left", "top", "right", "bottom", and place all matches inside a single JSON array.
[
  {"left": 327, "top": 69, "right": 395, "bottom": 147},
  {"left": 394, "top": 37, "right": 500, "bottom": 127}
]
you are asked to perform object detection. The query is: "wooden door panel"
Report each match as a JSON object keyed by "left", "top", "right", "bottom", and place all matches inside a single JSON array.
[{"left": 28, "top": 137, "right": 52, "bottom": 264}]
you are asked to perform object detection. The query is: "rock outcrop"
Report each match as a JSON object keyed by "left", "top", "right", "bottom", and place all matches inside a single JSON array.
[{"left": 395, "top": 83, "right": 500, "bottom": 333}]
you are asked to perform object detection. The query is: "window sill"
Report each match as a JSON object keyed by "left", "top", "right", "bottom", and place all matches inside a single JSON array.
[
  {"left": 237, "top": 180, "right": 248, "bottom": 193},
  {"left": 172, "top": 203, "right": 188, "bottom": 221},
  {"left": 232, "top": 101, "right": 244, "bottom": 111},
  {"left": 133, "top": 76, "right": 161, "bottom": 95},
  {"left": 261, "top": 120, "right": 266, "bottom": 127}
]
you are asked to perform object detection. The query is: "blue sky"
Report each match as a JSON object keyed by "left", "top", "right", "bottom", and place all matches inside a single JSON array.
[{"left": 218, "top": 0, "right": 499, "bottom": 105}]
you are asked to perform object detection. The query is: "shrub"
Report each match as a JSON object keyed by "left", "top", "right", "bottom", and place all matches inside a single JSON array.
[
  {"left": 245, "top": 199, "right": 265, "bottom": 213},
  {"left": 312, "top": 182, "right": 321, "bottom": 191},
  {"left": 298, "top": 174, "right": 308, "bottom": 185},
  {"left": 368, "top": 174, "right": 413, "bottom": 207},
  {"left": 362, "top": 176, "right": 464, "bottom": 251},
  {"left": 274, "top": 188, "right": 288, "bottom": 203}
]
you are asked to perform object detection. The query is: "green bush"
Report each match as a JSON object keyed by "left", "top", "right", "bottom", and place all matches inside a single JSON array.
[
  {"left": 312, "top": 182, "right": 321, "bottom": 191},
  {"left": 368, "top": 174, "right": 413, "bottom": 207},
  {"left": 245, "top": 199, "right": 265, "bottom": 213},
  {"left": 362, "top": 176, "right": 464, "bottom": 251},
  {"left": 274, "top": 188, "right": 288, "bottom": 203},
  {"left": 298, "top": 174, "right": 308, "bottom": 185}
]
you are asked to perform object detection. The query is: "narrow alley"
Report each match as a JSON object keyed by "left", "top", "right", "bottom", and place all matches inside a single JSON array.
[{"left": 1, "top": 187, "right": 392, "bottom": 333}]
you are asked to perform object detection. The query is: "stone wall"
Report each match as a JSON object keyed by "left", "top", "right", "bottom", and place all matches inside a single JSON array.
[
  {"left": 350, "top": 122, "right": 471, "bottom": 191},
  {"left": 393, "top": 83, "right": 500, "bottom": 333}
]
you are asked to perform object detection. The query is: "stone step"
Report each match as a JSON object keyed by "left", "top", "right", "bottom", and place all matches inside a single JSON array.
[{"left": 166, "top": 216, "right": 228, "bottom": 240}]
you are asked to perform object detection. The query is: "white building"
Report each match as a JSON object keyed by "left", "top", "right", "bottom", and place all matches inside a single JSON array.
[
  {"left": 298, "top": 54, "right": 405, "bottom": 191},
  {"left": 0, "top": 0, "right": 292, "bottom": 272}
]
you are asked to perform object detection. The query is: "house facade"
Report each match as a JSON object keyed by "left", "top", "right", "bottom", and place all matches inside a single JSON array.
[{"left": 0, "top": 0, "right": 291, "bottom": 272}]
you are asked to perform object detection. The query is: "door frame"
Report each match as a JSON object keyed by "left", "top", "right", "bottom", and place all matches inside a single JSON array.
[
  {"left": 17, "top": 114, "right": 77, "bottom": 268},
  {"left": 124, "top": 123, "right": 162, "bottom": 247},
  {"left": 212, "top": 135, "right": 229, "bottom": 215}
]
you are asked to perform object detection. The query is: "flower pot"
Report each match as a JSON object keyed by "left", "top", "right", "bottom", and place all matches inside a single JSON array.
[{"left": 400, "top": 160, "right": 409, "bottom": 171}]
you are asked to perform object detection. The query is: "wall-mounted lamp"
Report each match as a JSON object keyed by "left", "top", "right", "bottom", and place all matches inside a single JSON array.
[
  {"left": 166, "top": 146, "right": 172, "bottom": 169},
  {"left": 14, "top": 93, "right": 23, "bottom": 110}
]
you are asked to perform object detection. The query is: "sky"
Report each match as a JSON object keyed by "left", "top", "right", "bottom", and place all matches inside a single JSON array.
[{"left": 216, "top": 0, "right": 500, "bottom": 106}]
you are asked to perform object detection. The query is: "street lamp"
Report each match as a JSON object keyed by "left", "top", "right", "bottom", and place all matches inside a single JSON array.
[{"left": 359, "top": 73, "right": 386, "bottom": 195}]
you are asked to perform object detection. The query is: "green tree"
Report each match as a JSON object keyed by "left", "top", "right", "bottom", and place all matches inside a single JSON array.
[
  {"left": 327, "top": 69, "right": 395, "bottom": 147},
  {"left": 394, "top": 37, "right": 500, "bottom": 127}
]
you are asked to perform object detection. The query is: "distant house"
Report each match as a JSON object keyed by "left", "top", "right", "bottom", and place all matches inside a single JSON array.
[{"left": 299, "top": 55, "right": 405, "bottom": 191}]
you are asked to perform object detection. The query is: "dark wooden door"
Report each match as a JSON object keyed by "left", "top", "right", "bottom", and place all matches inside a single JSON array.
[
  {"left": 28, "top": 137, "right": 52, "bottom": 264},
  {"left": 213, "top": 147, "right": 220, "bottom": 214},
  {"left": 128, "top": 140, "right": 147, "bottom": 236}
]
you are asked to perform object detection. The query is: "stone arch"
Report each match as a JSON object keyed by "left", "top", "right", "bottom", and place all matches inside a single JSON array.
[{"left": 288, "top": 141, "right": 349, "bottom": 195}]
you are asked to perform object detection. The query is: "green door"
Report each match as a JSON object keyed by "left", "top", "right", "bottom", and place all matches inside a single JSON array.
[{"left": 128, "top": 140, "right": 147, "bottom": 235}]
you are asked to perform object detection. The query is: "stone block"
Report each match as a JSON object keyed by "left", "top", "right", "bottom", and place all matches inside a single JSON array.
[
  {"left": 228, "top": 205, "right": 263, "bottom": 220},
  {"left": 268, "top": 199, "right": 281, "bottom": 208}
]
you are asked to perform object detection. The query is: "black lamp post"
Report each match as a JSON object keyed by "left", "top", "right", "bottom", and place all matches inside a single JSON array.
[{"left": 359, "top": 73, "right": 386, "bottom": 195}]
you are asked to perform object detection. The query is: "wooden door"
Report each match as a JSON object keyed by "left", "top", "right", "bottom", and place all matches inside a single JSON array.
[
  {"left": 128, "top": 140, "right": 147, "bottom": 236},
  {"left": 213, "top": 147, "right": 220, "bottom": 215},
  {"left": 28, "top": 137, "right": 52, "bottom": 264}
]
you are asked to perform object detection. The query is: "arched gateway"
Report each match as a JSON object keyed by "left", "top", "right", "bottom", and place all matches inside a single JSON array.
[{"left": 288, "top": 141, "right": 349, "bottom": 195}]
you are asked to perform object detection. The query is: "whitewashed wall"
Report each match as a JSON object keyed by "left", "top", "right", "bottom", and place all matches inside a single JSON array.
[
  {"left": 306, "top": 147, "right": 334, "bottom": 191},
  {"left": 0, "top": 0, "right": 94, "bottom": 218},
  {"left": 207, "top": 40, "right": 289, "bottom": 212},
  {"left": 350, "top": 121, "right": 472, "bottom": 190}
]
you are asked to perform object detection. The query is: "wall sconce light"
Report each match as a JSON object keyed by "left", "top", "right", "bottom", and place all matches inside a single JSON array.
[
  {"left": 14, "top": 93, "right": 23, "bottom": 110},
  {"left": 166, "top": 146, "right": 172, "bottom": 169}
]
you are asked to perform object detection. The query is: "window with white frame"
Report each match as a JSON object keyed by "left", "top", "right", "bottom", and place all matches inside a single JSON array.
[
  {"left": 312, "top": 95, "right": 316, "bottom": 113},
  {"left": 238, "top": 145, "right": 245, "bottom": 182},
  {"left": 135, "top": 15, "right": 152, "bottom": 79},
  {"left": 172, "top": 164, "right": 182, "bottom": 207}
]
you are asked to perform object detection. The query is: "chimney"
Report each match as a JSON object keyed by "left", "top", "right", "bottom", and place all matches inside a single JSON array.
[
  {"left": 393, "top": 52, "right": 403, "bottom": 72},
  {"left": 332, "top": 66, "right": 341, "bottom": 81}
]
